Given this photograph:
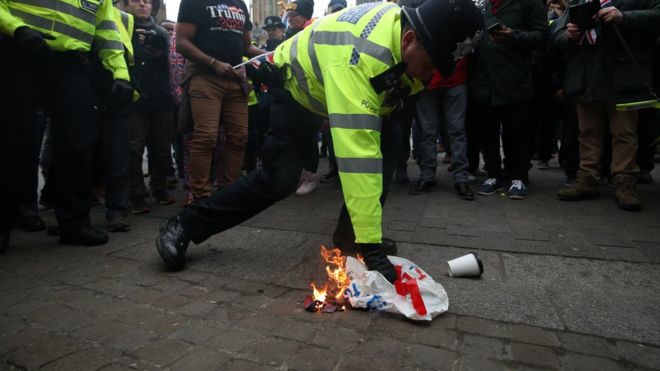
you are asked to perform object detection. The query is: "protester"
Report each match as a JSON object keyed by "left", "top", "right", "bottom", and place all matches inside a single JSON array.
[{"left": 554, "top": 0, "right": 660, "bottom": 211}]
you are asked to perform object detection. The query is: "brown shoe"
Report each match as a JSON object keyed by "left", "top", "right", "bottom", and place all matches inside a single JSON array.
[
  {"left": 557, "top": 173, "right": 599, "bottom": 201},
  {"left": 613, "top": 175, "right": 642, "bottom": 211}
]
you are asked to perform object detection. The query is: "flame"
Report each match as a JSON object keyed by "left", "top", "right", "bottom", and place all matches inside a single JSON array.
[
  {"left": 356, "top": 253, "right": 365, "bottom": 264},
  {"left": 320, "top": 245, "right": 351, "bottom": 301},
  {"left": 310, "top": 282, "right": 327, "bottom": 302}
]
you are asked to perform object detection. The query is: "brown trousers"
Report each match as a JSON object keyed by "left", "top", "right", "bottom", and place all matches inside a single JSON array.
[
  {"left": 188, "top": 73, "right": 248, "bottom": 198},
  {"left": 576, "top": 101, "right": 639, "bottom": 179}
]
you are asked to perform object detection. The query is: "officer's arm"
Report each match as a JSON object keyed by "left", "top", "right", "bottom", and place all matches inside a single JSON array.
[
  {"left": 94, "top": 0, "right": 129, "bottom": 80},
  {"left": 324, "top": 65, "right": 384, "bottom": 244},
  {"left": 0, "top": 0, "right": 27, "bottom": 36},
  {"left": 507, "top": 0, "right": 549, "bottom": 48}
]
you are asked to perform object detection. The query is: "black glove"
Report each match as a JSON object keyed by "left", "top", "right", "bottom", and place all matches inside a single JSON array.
[
  {"left": 359, "top": 243, "right": 397, "bottom": 284},
  {"left": 111, "top": 79, "right": 134, "bottom": 107},
  {"left": 13, "top": 26, "right": 55, "bottom": 56},
  {"left": 257, "top": 60, "right": 280, "bottom": 86}
]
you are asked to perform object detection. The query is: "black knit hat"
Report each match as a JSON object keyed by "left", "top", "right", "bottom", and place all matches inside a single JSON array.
[
  {"left": 402, "top": 0, "right": 484, "bottom": 76},
  {"left": 262, "top": 15, "right": 285, "bottom": 29},
  {"left": 286, "top": 0, "right": 315, "bottom": 19}
]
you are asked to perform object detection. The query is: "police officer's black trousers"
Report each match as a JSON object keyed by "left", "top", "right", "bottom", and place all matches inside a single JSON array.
[
  {"left": 0, "top": 41, "right": 98, "bottom": 235},
  {"left": 180, "top": 88, "right": 401, "bottom": 245}
]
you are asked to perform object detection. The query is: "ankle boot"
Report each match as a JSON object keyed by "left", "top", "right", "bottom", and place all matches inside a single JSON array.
[
  {"left": 557, "top": 173, "right": 599, "bottom": 201},
  {"left": 613, "top": 174, "right": 642, "bottom": 211}
]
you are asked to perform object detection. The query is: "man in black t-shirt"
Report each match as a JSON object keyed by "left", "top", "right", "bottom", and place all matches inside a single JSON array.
[{"left": 176, "top": 0, "right": 264, "bottom": 204}]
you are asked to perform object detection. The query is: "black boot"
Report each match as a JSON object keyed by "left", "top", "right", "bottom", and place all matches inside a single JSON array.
[
  {"left": 156, "top": 215, "right": 190, "bottom": 271},
  {"left": 333, "top": 236, "right": 398, "bottom": 256},
  {"left": 59, "top": 227, "right": 109, "bottom": 246},
  {"left": 359, "top": 243, "right": 397, "bottom": 283},
  {"left": 17, "top": 215, "right": 46, "bottom": 232}
]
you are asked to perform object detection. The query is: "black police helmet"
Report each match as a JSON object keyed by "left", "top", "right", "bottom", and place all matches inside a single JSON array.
[
  {"left": 402, "top": 0, "right": 484, "bottom": 76},
  {"left": 262, "top": 15, "right": 285, "bottom": 29}
]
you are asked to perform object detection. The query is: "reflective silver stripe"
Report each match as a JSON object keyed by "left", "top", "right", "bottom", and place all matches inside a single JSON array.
[
  {"left": 329, "top": 114, "right": 381, "bottom": 131},
  {"left": 313, "top": 31, "right": 392, "bottom": 65},
  {"left": 11, "top": 9, "right": 94, "bottom": 44},
  {"left": 120, "top": 12, "right": 130, "bottom": 30},
  {"left": 97, "top": 39, "right": 123, "bottom": 50},
  {"left": 290, "top": 35, "right": 326, "bottom": 113},
  {"left": 14, "top": 0, "right": 96, "bottom": 25},
  {"left": 307, "top": 21, "right": 323, "bottom": 84},
  {"left": 97, "top": 20, "right": 118, "bottom": 31},
  {"left": 336, "top": 157, "right": 382, "bottom": 174}
]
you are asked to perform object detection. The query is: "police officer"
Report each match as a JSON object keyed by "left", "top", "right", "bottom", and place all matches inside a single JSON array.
[
  {"left": 157, "top": 0, "right": 483, "bottom": 282},
  {"left": 0, "top": 0, "right": 133, "bottom": 251},
  {"left": 261, "top": 15, "right": 286, "bottom": 51}
]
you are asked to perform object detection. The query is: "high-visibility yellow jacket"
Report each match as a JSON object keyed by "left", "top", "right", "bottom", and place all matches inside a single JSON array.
[
  {"left": 0, "top": 0, "right": 129, "bottom": 80},
  {"left": 112, "top": 7, "right": 133, "bottom": 66},
  {"left": 273, "top": 2, "right": 421, "bottom": 244}
]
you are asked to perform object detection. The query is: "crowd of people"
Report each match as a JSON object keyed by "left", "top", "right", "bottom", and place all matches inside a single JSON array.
[{"left": 1, "top": 0, "right": 658, "bottom": 271}]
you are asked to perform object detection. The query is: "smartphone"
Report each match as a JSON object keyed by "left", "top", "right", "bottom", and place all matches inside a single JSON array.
[{"left": 488, "top": 22, "right": 504, "bottom": 33}]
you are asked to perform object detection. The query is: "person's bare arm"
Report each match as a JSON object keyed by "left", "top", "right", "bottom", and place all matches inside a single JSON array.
[
  {"left": 176, "top": 22, "right": 236, "bottom": 77},
  {"left": 243, "top": 31, "right": 265, "bottom": 58}
]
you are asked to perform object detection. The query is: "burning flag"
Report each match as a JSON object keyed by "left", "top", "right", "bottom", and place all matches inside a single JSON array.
[{"left": 304, "top": 245, "right": 355, "bottom": 313}]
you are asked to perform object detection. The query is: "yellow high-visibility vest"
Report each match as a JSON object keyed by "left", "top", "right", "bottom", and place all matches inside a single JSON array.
[
  {"left": 0, "top": 0, "right": 129, "bottom": 80},
  {"left": 274, "top": 2, "right": 421, "bottom": 244}
]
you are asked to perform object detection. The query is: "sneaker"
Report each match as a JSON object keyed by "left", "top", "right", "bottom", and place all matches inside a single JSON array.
[
  {"left": 508, "top": 180, "right": 528, "bottom": 200},
  {"left": 296, "top": 171, "right": 318, "bottom": 196},
  {"left": 613, "top": 175, "right": 642, "bottom": 211},
  {"left": 409, "top": 179, "right": 436, "bottom": 195},
  {"left": 320, "top": 168, "right": 339, "bottom": 183},
  {"left": 477, "top": 178, "right": 504, "bottom": 196},
  {"left": 537, "top": 160, "right": 550, "bottom": 170},
  {"left": 454, "top": 182, "right": 475, "bottom": 201},
  {"left": 130, "top": 198, "right": 151, "bottom": 214},
  {"left": 153, "top": 191, "right": 176, "bottom": 205},
  {"left": 108, "top": 216, "right": 131, "bottom": 232}
]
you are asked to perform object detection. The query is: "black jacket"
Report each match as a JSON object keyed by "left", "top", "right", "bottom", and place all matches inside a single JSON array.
[
  {"left": 468, "top": 0, "right": 549, "bottom": 106},
  {"left": 131, "top": 17, "right": 173, "bottom": 111},
  {"left": 552, "top": 0, "right": 660, "bottom": 103}
]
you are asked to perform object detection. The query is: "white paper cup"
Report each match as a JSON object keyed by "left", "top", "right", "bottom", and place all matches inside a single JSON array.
[{"left": 447, "top": 253, "right": 483, "bottom": 277}]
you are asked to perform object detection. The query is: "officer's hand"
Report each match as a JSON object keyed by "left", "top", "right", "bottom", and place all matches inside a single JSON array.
[
  {"left": 111, "top": 79, "right": 134, "bottom": 106},
  {"left": 257, "top": 61, "right": 277, "bottom": 84},
  {"left": 212, "top": 61, "right": 238, "bottom": 79},
  {"left": 13, "top": 26, "right": 55, "bottom": 56},
  {"left": 598, "top": 6, "right": 624, "bottom": 24}
]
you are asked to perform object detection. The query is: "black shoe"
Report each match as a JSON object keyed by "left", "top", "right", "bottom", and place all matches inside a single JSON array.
[
  {"left": 131, "top": 198, "right": 151, "bottom": 214},
  {"left": 393, "top": 172, "right": 410, "bottom": 184},
  {"left": 409, "top": 179, "right": 436, "bottom": 195},
  {"left": 359, "top": 243, "right": 397, "bottom": 283},
  {"left": 320, "top": 168, "right": 339, "bottom": 183},
  {"left": 333, "top": 236, "right": 398, "bottom": 256},
  {"left": 156, "top": 215, "right": 190, "bottom": 271},
  {"left": 454, "top": 182, "right": 475, "bottom": 201},
  {"left": 59, "top": 227, "right": 109, "bottom": 246},
  {"left": 153, "top": 191, "right": 176, "bottom": 205},
  {"left": 108, "top": 216, "right": 131, "bottom": 232},
  {"left": 0, "top": 230, "right": 9, "bottom": 254},
  {"left": 17, "top": 215, "right": 46, "bottom": 232}
]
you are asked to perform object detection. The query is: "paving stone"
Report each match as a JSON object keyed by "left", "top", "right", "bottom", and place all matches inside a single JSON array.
[
  {"left": 284, "top": 344, "right": 342, "bottom": 371},
  {"left": 104, "top": 330, "right": 159, "bottom": 351},
  {"left": 0, "top": 315, "right": 26, "bottom": 336},
  {"left": 40, "top": 349, "right": 118, "bottom": 371},
  {"left": 270, "top": 319, "right": 319, "bottom": 342},
  {"left": 408, "top": 344, "right": 458, "bottom": 370},
  {"left": 339, "top": 354, "right": 403, "bottom": 370},
  {"left": 0, "top": 326, "right": 51, "bottom": 355},
  {"left": 25, "top": 304, "right": 97, "bottom": 332},
  {"left": 461, "top": 334, "right": 509, "bottom": 361},
  {"left": 177, "top": 300, "right": 219, "bottom": 317},
  {"left": 206, "top": 289, "right": 242, "bottom": 304},
  {"left": 6, "top": 335, "right": 86, "bottom": 370},
  {"left": 559, "top": 353, "right": 627, "bottom": 371},
  {"left": 414, "top": 328, "right": 459, "bottom": 351},
  {"left": 206, "top": 304, "right": 251, "bottom": 326},
  {"left": 232, "top": 294, "right": 275, "bottom": 311},
  {"left": 151, "top": 293, "right": 190, "bottom": 309},
  {"left": 222, "top": 359, "right": 279, "bottom": 371},
  {"left": 308, "top": 324, "right": 364, "bottom": 353},
  {"left": 206, "top": 328, "right": 264, "bottom": 353},
  {"left": 370, "top": 314, "right": 422, "bottom": 341},
  {"left": 169, "top": 346, "right": 231, "bottom": 371},
  {"left": 352, "top": 336, "right": 409, "bottom": 361},
  {"left": 457, "top": 316, "right": 511, "bottom": 339},
  {"left": 612, "top": 341, "right": 660, "bottom": 369},
  {"left": 169, "top": 320, "right": 223, "bottom": 344},
  {"left": 457, "top": 356, "right": 511, "bottom": 371},
  {"left": 234, "top": 312, "right": 283, "bottom": 333},
  {"left": 510, "top": 342, "right": 560, "bottom": 369},
  {"left": 237, "top": 337, "right": 300, "bottom": 365},
  {"left": 73, "top": 320, "right": 133, "bottom": 342},
  {"left": 131, "top": 339, "right": 192, "bottom": 367},
  {"left": 125, "top": 288, "right": 165, "bottom": 304},
  {"left": 557, "top": 332, "right": 618, "bottom": 359},
  {"left": 509, "top": 324, "right": 561, "bottom": 347}
]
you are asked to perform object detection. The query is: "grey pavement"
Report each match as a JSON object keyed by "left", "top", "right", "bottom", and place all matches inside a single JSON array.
[{"left": 1, "top": 157, "right": 659, "bottom": 370}]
